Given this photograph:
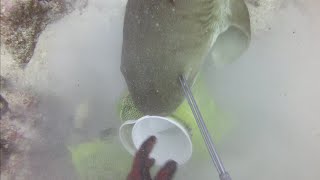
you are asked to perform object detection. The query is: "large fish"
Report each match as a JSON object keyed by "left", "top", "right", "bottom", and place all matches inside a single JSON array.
[{"left": 121, "top": 0, "right": 251, "bottom": 116}]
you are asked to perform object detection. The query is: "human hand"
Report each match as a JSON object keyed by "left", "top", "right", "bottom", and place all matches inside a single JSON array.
[{"left": 127, "top": 136, "right": 177, "bottom": 180}]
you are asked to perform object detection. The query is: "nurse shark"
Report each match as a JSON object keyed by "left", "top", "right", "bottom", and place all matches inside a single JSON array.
[{"left": 121, "top": 0, "right": 251, "bottom": 116}]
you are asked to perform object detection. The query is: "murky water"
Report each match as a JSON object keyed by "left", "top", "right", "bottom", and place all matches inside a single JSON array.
[
  {"left": 203, "top": 2, "right": 320, "bottom": 179},
  {"left": 20, "top": 0, "right": 320, "bottom": 179}
]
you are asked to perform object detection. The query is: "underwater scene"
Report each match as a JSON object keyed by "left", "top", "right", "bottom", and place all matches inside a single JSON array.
[{"left": 1, "top": 0, "right": 319, "bottom": 179}]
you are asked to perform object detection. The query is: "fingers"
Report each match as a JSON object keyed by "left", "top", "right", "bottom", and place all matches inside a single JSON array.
[
  {"left": 134, "top": 136, "right": 156, "bottom": 170},
  {"left": 137, "top": 136, "right": 157, "bottom": 158},
  {"left": 128, "top": 136, "right": 178, "bottom": 180},
  {"left": 127, "top": 136, "right": 157, "bottom": 180},
  {"left": 155, "top": 160, "right": 177, "bottom": 180},
  {"left": 132, "top": 136, "right": 156, "bottom": 166},
  {"left": 146, "top": 158, "right": 155, "bottom": 168}
]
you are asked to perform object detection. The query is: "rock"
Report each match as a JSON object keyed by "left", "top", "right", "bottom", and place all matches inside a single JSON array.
[
  {"left": 0, "top": 94, "right": 9, "bottom": 118},
  {"left": 0, "top": 0, "right": 67, "bottom": 66},
  {"left": 0, "top": 75, "right": 6, "bottom": 89},
  {"left": 0, "top": 89, "right": 41, "bottom": 179}
]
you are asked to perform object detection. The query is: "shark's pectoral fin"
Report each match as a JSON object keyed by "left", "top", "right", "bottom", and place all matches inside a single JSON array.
[{"left": 210, "top": 0, "right": 251, "bottom": 67}]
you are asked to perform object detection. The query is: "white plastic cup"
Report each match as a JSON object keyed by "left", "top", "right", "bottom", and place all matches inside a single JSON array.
[{"left": 119, "top": 116, "right": 192, "bottom": 165}]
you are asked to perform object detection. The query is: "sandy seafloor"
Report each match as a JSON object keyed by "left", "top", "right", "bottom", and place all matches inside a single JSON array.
[{"left": 1, "top": 0, "right": 320, "bottom": 179}]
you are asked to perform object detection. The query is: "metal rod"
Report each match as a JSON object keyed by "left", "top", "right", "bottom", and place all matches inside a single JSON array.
[{"left": 179, "top": 75, "right": 232, "bottom": 180}]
